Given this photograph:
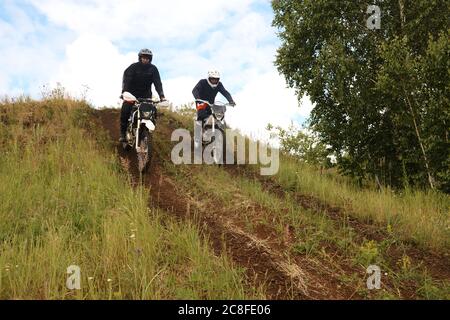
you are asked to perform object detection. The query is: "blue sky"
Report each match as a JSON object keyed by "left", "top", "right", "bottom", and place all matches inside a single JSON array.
[{"left": 0, "top": 0, "right": 313, "bottom": 139}]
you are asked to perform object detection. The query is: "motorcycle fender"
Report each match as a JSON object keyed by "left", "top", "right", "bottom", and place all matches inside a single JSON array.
[{"left": 141, "top": 120, "right": 155, "bottom": 131}]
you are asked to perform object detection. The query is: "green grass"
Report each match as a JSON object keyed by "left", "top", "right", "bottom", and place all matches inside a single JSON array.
[
  {"left": 274, "top": 156, "right": 450, "bottom": 252},
  {"left": 158, "top": 148, "right": 449, "bottom": 299},
  {"left": 0, "top": 98, "right": 259, "bottom": 300},
  {"left": 151, "top": 108, "right": 450, "bottom": 299},
  {"left": 2, "top": 97, "right": 446, "bottom": 300}
]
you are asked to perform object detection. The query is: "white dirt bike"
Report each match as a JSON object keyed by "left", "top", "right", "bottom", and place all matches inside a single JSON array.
[
  {"left": 121, "top": 92, "right": 169, "bottom": 173},
  {"left": 195, "top": 99, "right": 235, "bottom": 164}
]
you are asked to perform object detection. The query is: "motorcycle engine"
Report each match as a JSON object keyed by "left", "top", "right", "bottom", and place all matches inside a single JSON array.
[{"left": 140, "top": 102, "right": 156, "bottom": 120}]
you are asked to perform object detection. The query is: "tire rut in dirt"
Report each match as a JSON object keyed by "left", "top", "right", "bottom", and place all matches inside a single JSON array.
[
  {"left": 224, "top": 163, "right": 450, "bottom": 284},
  {"left": 146, "top": 165, "right": 318, "bottom": 299},
  {"left": 95, "top": 109, "right": 324, "bottom": 300}
]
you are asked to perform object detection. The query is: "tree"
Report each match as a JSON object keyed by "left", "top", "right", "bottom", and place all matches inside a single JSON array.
[
  {"left": 272, "top": 0, "right": 449, "bottom": 192},
  {"left": 267, "top": 123, "right": 331, "bottom": 167}
]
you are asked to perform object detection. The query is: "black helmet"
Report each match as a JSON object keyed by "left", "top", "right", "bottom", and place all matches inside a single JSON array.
[{"left": 138, "top": 48, "right": 153, "bottom": 62}]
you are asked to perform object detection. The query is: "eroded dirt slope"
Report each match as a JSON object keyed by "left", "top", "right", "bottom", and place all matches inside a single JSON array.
[{"left": 95, "top": 108, "right": 449, "bottom": 300}]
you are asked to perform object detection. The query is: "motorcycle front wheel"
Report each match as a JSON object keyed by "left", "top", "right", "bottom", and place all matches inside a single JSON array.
[
  {"left": 137, "top": 128, "right": 152, "bottom": 173},
  {"left": 211, "top": 128, "right": 226, "bottom": 165}
]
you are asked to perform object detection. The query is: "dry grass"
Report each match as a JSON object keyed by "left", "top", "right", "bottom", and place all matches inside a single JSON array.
[{"left": 0, "top": 97, "right": 257, "bottom": 300}]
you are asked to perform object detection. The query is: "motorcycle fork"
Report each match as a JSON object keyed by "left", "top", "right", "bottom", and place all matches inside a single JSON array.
[{"left": 135, "top": 110, "right": 141, "bottom": 151}]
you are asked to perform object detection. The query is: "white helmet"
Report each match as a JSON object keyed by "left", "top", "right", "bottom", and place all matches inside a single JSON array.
[
  {"left": 207, "top": 70, "right": 220, "bottom": 88},
  {"left": 138, "top": 48, "right": 153, "bottom": 63}
]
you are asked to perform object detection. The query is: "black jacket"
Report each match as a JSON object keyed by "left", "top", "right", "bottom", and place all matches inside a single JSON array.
[
  {"left": 122, "top": 62, "right": 164, "bottom": 99},
  {"left": 192, "top": 79, "right": 234, "bottom": 105}
]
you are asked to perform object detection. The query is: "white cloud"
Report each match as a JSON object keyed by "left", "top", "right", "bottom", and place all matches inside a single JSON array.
[
  {"left": 226, "top": 71, "right": 313, "bottom": 141},
  {"left": 27, "top": 0, "right": 256, "bottom": 42},
  {"left": 2, "top": 0, "right": 313, "bottom": 139},
  {"left": 163, "top": 76, "right": 198, "bottom": 108},
  {"left": 49, "top": 34, "right": 135, "bottom": 106},
  {"left": 0, "top": 1, "right": 73, "bottom": 97}
]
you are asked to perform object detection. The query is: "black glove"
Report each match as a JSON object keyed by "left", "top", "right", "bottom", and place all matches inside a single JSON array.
[{"left": 229, "top": 101, "right": 236, "bottom": 106}]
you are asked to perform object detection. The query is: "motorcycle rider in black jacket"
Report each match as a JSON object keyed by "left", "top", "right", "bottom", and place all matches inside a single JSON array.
[
  {"left": 192, "top": 70, "right": 235, "bottom": 122},
  {"left": 119, "top": 48, "right": 166, "bottom": 142}
]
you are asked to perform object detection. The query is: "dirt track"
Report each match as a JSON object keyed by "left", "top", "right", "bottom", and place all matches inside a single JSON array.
[
  {"left": 225, "top": 166, "right": 450, "bottom": 284},
  {"left": 95, "top": 108, "right": 349, "bottom": 299},
  {"left": 95, "top": 108, "right": 449, "bottom": 300}
]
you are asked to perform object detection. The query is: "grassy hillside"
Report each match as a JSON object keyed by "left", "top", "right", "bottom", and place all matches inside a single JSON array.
[
  {"left": 0, "top": 97, "right": 260, "bottom": 299},
  {"left": 0, "top": 97, "right": 448, "bottom": 300},
  {"left": 165, "top": 107, "right": 450, "bottom": 252},
  {"left": 274, "top": 157, "right": 450, "bottom": 251},
  {"left": 150, "top": 107, "right": 450, "bottom": 299}
]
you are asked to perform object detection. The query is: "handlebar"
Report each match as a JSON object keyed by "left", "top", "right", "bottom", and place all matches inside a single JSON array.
[
  {"left": 137, "top": 98, "right": 154, "bottom": 103},
  {"left": 139, "top": 99, "right": 168, "bottom": 105},
  {"left": 120, "top": 91, "right": 168, "bottom": 105},
  {"left": 195, "top": 99, "right": 235, "bottom": 107},
  {"left": 120, "top": 95, "right": 167, "bottom": 105}
]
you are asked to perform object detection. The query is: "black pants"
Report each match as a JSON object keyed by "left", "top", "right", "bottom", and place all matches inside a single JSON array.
[{"left": 120, "top": 101, "right": 134, "bottom": 135}]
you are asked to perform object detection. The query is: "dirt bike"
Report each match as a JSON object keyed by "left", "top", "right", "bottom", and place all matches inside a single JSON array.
[
  {"left": 121, "top": 92, "right": 169, "bottom": 173},
  {"left": 195, "top": 99, "right": 235, "bottom": 164}
]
